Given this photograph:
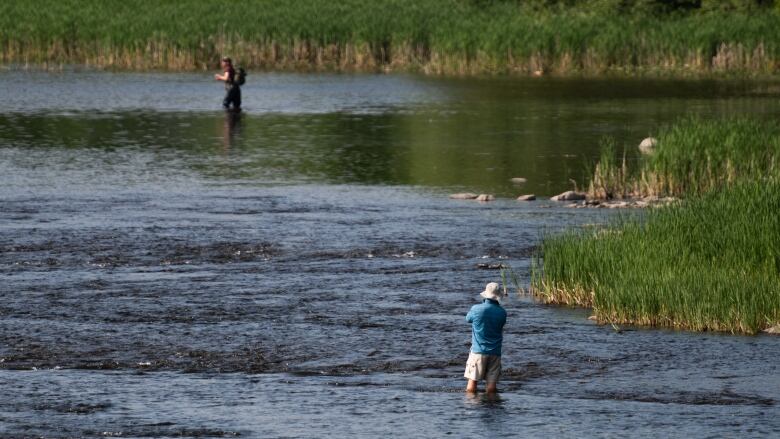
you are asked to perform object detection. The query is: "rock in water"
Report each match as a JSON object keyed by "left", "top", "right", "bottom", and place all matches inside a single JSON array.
[
  {"left": 516, "top": 194, "right": 536, "bottom": 201},
  {"left": 450, "top": 193, "right": 479, "bottom": 200},
  {"left": 510, "top": 177, "right": 527, "bottom": 184},
  {"left": 551, "top": 191, "right": 586, "bottom": 201},
  {"left": 476, "top": 263, "right": 505, "bottom": 269},
  {"left": 763, "top": 324, "right": 780, "bottom": 334},
  {"left": 476, "top": 194, "right": 495, "bottom": 202},
  {"left": 639, "top": 137, "right": 658, "bottom": 155}
]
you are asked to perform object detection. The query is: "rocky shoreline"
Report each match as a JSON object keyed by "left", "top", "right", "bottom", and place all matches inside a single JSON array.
[
  {"left": 449, "top": 190, "right": 676, "bottom": 209},
  {"left": 561, "top": 195, "right": 678, "bottom": 209}
]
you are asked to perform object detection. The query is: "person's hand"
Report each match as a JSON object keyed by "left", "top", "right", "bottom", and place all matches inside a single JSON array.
[{"left": 214, "top": 74, "right": 220, "bottom": 80}]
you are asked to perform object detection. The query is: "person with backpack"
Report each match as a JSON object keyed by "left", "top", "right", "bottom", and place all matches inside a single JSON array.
[{"left": 214, "top": 56, "right": 244, "bottom": 112}]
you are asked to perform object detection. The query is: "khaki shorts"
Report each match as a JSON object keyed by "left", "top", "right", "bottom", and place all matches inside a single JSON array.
[{"left": 464, "top": 352, "right": 501, "bottom": 383}]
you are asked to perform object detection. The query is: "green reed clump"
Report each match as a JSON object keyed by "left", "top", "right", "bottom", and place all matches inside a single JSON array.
[
  {"left": 589, "top": 118, "right": 780, "bottom": 199},
  {"left": 1, "top": 0, "right": 779, "bottom": 75},
  {"left": 534, "top": 181, "right": 780, "bottom": 334}
]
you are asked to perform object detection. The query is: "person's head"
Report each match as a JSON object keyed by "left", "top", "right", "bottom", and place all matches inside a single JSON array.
[
  {"left": 479, "top": 282, "right": 503, "bottom": 302},
  {"left": 221, "top": 56, "right": 232, "bottom": 67}
]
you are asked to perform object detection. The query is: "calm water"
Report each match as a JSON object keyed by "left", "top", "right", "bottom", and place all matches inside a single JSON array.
[{"left": 1, "top": 70, "right": 779, "bottom": 438}]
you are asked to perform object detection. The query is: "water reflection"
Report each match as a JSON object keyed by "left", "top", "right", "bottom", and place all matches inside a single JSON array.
[
  {"left": 2, "top": 73, "right": 780, "bottom": 437},
  {"left": 464, "top": 391, "right": 505, "bottom": 407},
  {"left": 221, "top": 112, "right": 242, "bottom": 151},
  {"left": 2, "top": 74, "right": 780, "bottom": 196}
]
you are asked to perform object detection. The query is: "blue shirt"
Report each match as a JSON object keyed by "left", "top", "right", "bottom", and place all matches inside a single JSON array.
[{"left": 466, "top": 299, "right": 507, "bottom": 356}]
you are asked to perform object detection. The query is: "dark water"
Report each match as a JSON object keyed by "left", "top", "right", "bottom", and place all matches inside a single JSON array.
[{"left": 1, "top": 71, "right": 779, "bottom": 438}]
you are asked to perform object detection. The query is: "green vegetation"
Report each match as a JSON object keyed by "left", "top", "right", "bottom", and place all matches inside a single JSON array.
[
  {"left": 1, "top": 0, "right": 779, "bottom": 75},
  {"left": 534, "top": 118, "right": 780, "bottom": 333},
  {"left": 588, "top": 118, "right": 780, "bottom": 198},
  {"left": 534, "top": 181, "right": 780, "bottom": 334}
]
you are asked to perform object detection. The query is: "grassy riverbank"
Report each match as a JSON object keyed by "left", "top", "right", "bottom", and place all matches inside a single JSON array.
[
  {"left": 2, "top": 0, "right": 780, "bottom": 75},
  {"left": 533, "top": 118, "right": 780, "bottom": 334}
]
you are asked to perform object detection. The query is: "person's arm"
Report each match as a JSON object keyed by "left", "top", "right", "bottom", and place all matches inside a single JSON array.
[
  {"left": 215, "top": 70, "right": 228, "bottom": 81},
  {"left": 466, "top": 306, "right": 474, "bottom": 323}
]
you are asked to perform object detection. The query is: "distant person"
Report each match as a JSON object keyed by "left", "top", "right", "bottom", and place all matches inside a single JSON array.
[
  {"left": 215, "top": 56, "right": 241, "bottom": 112},
  {"left": 464, "top": 282, "right": 507, "bottom": 393}
]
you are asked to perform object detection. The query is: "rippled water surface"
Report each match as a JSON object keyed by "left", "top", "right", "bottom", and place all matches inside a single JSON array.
[{"left": 1, "top": 71, "right": 779, "bottom": 438}]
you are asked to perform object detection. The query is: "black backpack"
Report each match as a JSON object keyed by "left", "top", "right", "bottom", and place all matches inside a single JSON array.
[{"left": 235, "top": 67, "right": 246, "bottom": 86}]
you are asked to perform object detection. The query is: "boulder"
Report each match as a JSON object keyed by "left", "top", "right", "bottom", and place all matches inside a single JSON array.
[
  {"left": 551, "top": 190, "right": 586, "bottom": 201},
  {"left": 510, "top": 177, "right": 527, "bottom": 184},
  {"left": 449, "top": 193, "right": 478, "bottom": 200},
  {"left": 638, "top": 137, "right": 658, "bottom": 155},
  {"left": 476, "top": 194, "right": 495, "bottom": 202},
  {"left": 516, "top": 194, "right": 536, "bottom": 201}
]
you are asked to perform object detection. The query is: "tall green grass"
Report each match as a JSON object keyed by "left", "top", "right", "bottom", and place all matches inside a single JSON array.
[
  {"left": 588, "top": 118, "right": 780, "bottom": 198},
  {"left": 534, "top": 181, "right": 780, "bottom": 334},
  {"left": 1, "top": 0, "right": 779, "bottom": 75},
  {"left": 537, "top": 117, "right": 780, "bottom": 334}
]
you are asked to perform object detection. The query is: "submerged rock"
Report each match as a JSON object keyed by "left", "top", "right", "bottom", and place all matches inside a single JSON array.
[
  {"left": 476, "top": 194, "right": 495, "bottom": 202},
  {"left": 551, "top": 191, "right": 586, "bottom": 201},
  {"left": 516, "top": 194, "right": 536, "bottom": 201},
  {"left": 449, "top": 193, "right": 479, "bottom": 200},
  {"left": 510, "top": 177, "right": 527, "bottom": 184},
  {"left": 639, "top": 137, "right": 658, "bottom": 155}
]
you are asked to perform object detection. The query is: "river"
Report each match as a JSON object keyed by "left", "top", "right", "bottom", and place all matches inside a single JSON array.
[{"left": 1, "top": 70, "right": 779, "bottom": 437}]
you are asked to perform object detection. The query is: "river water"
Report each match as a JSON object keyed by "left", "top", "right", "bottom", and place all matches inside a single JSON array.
[{"left": 1, "top": 70, "right": 779, "bottom": 438}]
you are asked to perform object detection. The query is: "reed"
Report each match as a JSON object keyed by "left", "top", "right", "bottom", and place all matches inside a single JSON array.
[
  {"left": 588, "top": 118, "right": 780, "bottom": 199},
  {"left": 1, "top": 1, "right": 779, "bottom": 75},
  {"left": 534, "top": 181, "right": 780, "bottom": 334},
  {"left": 537, "top": 117, "right": 780, "bottom": 334},
  {"left": 500, "top": 264, "right": 522, "bottom": 297}
]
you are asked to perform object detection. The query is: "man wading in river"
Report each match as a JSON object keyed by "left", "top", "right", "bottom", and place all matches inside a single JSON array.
[
  {"left": 465, "top": 282, "right": 507, "bottom": 393},
  {"left": 215, "top": 56, "right": 241, "bottom": 112}
]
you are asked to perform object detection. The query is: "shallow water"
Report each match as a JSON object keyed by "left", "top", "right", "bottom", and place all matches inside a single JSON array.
[{"left": 1, "top": 71, "right": 779, "bottom": 438}]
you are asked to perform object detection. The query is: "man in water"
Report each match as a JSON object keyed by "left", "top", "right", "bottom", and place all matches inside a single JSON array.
[
  {"left": 464, "top": 282, "right": 507, "bottom": 393},
  {"left": 215, "top": 56, "right": 241, "bottom": 112}
]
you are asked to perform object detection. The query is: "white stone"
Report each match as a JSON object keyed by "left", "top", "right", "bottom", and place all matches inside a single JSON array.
[
  {"left": 449, "top": 193, "right": 478, "bottom": 200},
  {"left": 551, "top": 191, "right": 586, "bottom": 201},
  {"left": 763, "top": 324, "right": 780, "bottom": 334},
  {"left": 516, "top": 194, "right": 536, "bottom": 201},
  {"left": 476, "top": 194, "right": 495, "bottom": 202},
  {"left": 510, "top": 177, "right": 527, "bottom": 184},
  {"left": 639, "top": 137, "right": 658, "bottom": 155}
]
